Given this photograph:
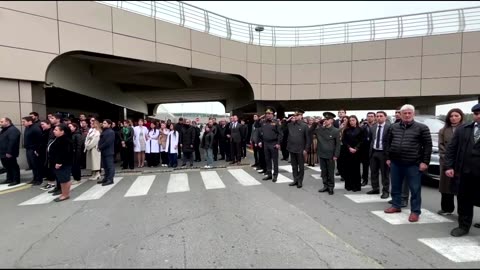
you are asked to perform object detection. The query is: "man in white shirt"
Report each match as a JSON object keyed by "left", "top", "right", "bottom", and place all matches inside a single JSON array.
[{"left": 367, "top": 111, "right": 391, "bottom": 199}]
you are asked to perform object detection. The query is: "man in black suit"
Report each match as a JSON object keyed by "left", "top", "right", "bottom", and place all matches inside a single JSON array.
[
  {"left": 98, "top": 119, "right": 116, "bottom": 186},
  {"left": 361, "top": 112, "right": 376, "bottom": 186},
  {"left": 367, "top": 111, "right": 391, "bottom": 199},
  {"left": 22, "top": 116, "right": 44, "bottom": 186},
  {"left": 227, "top": 115, "right": 244, "bottom": 165},
  {"left": 0, "top": 117, "right": 21, "bottom": 186},
  {"left": 445, "top": 103, "right": 480, "bottom": 237}
]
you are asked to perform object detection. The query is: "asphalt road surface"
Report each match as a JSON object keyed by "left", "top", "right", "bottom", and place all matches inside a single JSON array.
[{"left": 0, "top": 156, "right": 479, "bottom": 268}]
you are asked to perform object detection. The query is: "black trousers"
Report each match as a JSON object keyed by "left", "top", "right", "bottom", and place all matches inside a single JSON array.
[
  {"left": 441, "top": 193, "right": 455, "bottom": 213},
  {"left": 1, "top": 157, "right": 20, "bottom": 183},
  {"left": 219, "top": 139, "right": 227, "bottom": 160},
  {"left": 194, "top": 142, "right": 201, "bottom": 161},
  {"left": 102, "top": 155, "right": 115, "bottom": 181},
  {"left": 161, "top": 152, "right": 169, "bottom": 165},
  {"left": 370, "top": 150, "right": 390, "bottom": 192},
  {"left": 230, "top": 141, "right": 242, "bottom": 163},
  {"left": 253, "top": 145, "right": 259, "bottom": 165},
  {"left": 264, "top": 143, "right": 279, "bottom": 177},
  {"left": 26, "top": 149, "right": 43, "bottom": 183},
  {"left": 457, "top": 173, "right": 479, "bottom": 230},
  {"left": 241, "top": 142, "right": 247, "bottom": 158},
  {"left": 72, "top": 154, "right": 81, "bottom": 181},
  {"left": 121, "top": 142, "right": 135, "bottom": 169},
  {"left": 212, "top": 140, "right": 219, "bottom": 161},
  {"left": 182, "top": 152, "right": 194, "bottom": 166},
  {"left": 290, "top": 152, "right": 305, "bottom": 185},
  {"left": 281, "top": 142, "right": 289, "bottom": 160},
  {"left": 342, "top": 150, "right": 361, "bottom": 191},
  {"left": 146, "top": 153, "right": 160, "bottom": 167},
  {"left": 360, "top": 147, "right": 370, "bottom": 181},
  {"left": 319, "top": 157, "right": 335, "bottom": 189}
]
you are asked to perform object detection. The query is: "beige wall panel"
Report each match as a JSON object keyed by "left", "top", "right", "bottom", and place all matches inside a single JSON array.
[
  {"left": 321, "top": 44, "right": 351, "bottom": 63},
  {"left": 32, "top": 84, "right": 46, "bottom": 104},
  {"left": 156, "top": 20, "right": 191, "bottom": 49},
  {"left": 0, "top": 46, "right": 55, "bottom": 81},
  {"left": 291, "top": 84, "right": 320, "bottom": 100},
  {"left": 261, "top": 64, "right": 275, "bottom": 84},
  {"left": 276, "top": 47, "right": 291, "bottom": 65},
  {"left": 352, "top": 60, "right": 385, "bottom": 82},
  {"left": 422, "top": 33, "right": 462, "bottom": 55},
  {"left": 461, "top": 52, "right": 480, "bottom": 77},
  {"left": 321, "top": 62, "right": 351, "bottom": 83},
  {"left": 19, "top": 81, "right": 32, "bottom": 102},
  {"left": 113, "top": 34, "right": 155, "bottom": 62},
  {"left": 460, "top": 76, "right": 480, "bottom": 95},
  {"left": 291, "top": 64, "right": 321, "bottom": 84},
  {"left": 221, "top": 39, "right": 246, "bottom": 61},
  {"left": 352, "top": 40, "right": 385, "bottom": 60},
  {"left": 261, "top": 84, "right": 276, "bottom": 100},
  {"left": 20, "top": 102, "right": 34, "bottom": 119},
  {"left": 0, "top": 1, "right": 57, "bottom": 19},
  {"left": 292, "top": 46, "right": 321, "bottom": 64},
  {"left": 463, "top": 32, "right": 480, "bottom": 53},
  {"left": 352, "top": 81, "right": 385, "bottom": 98},
  {"left": 221, "top": 58, "right": 246, "bottom": 77},
  {"left": 112, "top": 8, "right": 155, "bottom": 41},
  {"left": 58, "top": 1, "right": 112, "bottom": 31},
  {"left": 32, "top": 103, "right": 46, "bottom": 119},
  {"left": 421, "top": 78, "right": 460, "bottom": 96},
  {"left": 276, "top": 85, "right": 291, "bottom": 100},
  {"left": 251, "top": 83, "right": 261, "bottom": 99},
  {"left": 0, "top": 8, "right": 58, "bottom": 53},
  {"left": 422, "top": 54, "right": 461, "bottom": 78},
  {"left": 156, "top": 43, "right": 191, "bottom": 67},
  {"left": 385, "top": 80, "right": 421, "bottom": 97},
  {"left": 0, "top": 79, "right": 19, "bottom": 102},
  {"left": 59, "top": 22, "right": 112, "bottom": 54},
  {"left": 386, "top": 37, "right": 422, "bottom": 58},
  {"left": 191, "top": 51, "right": 220, "bottom": 72},
  {"left": 321, "top": 83, "right": 351, "bottom": 99},
  {"left": 0, "top": 101, "right": 21, "bottom": 125},
  {"left": 247, "top": 62, "right": 261, "bottom": 84},
  {"left": 386, "top": 57, "right": 421, "bottom": 80},
  {"left": 261, "top": 47, "right": 276, "bottom": 64},
  {"left": 191, "top": 30, "right": 220, "bottom": 56},
  {"left": 275, "top": 65, "right": 291, "bottom": 84},
  {"left": 247, "top": 44, "right": 260, "bottom": 63}
]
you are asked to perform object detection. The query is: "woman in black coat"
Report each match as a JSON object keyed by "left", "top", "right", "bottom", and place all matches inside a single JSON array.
[
  {"left": 340, "top": 116, "right": 365, "bottom": 192},
  {"left": 68, "top": 123, "right": 83, "bottom": 184},
  {"left": 48, "top": 124, "right": 73, "bottom": 202}
]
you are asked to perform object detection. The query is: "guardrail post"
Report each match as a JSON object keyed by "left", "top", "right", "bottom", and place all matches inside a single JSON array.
[
  {"left": 272, "top": 27, "right": 276, "bottom": 46},
  {"left": 427, "top": 13, "right": 433, "bottom": 35},
  {"left": 397, "top": 16, "right": 403, "bottom": 38},
  {"left": 344, "top": 23, "right": 349, "bottom": 43},
  {"left": 248, "top": 24, "right": 254, "bottom": 44},
  {"left": 295, "top": 28, "right": 299, "bottom": 46},
  {"left": 319, "top": 27, "right": 324, "bottom": 44},
  {"left": 204, "top": 10, "right": 210, "bottom": 33},
  {"left": 458, "top": 9, "right": 466, "bottom": 32},
  {"left": 179, "top": 2, "right": 185, "bottom": 26},
  {"left": 226, "top": 18, "right": 232, "bottom": 39}
]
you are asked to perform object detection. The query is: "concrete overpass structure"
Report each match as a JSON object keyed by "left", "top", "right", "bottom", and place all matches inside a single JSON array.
[{"left": 1, "top": 1, "right": 480, "bottom": 127}]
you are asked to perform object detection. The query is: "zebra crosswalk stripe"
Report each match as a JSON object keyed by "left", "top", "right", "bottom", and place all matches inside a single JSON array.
[
  {"left": 228, "top": 169, "right": 261, "bottom": 186},
  {"left": 124, "top": 175, "right": 156, "bottom": 197},
  {"left": 166, "top": 173, "right": 190, "bottom": 193},
  {"left": 19, "top": 181, "right": 87, "bottom": 206},
  {"left": 278, "top": 165, "right": 292, "bottom": 173},
  {"left": 200, "top": 171, "right": 226, "bottom": 190},
  {"left": 276, "top": 174, "right": 293, "bottom": 183},
  {"left": 74, "top": 177, "right": 123, "bottom": 201}
]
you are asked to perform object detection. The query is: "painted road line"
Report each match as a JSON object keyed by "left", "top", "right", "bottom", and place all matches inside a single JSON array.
[
  {"left": 418, "top": 236, "right": 480, "bottom": 263},
  {"left": 166, "top": 173, "right": 190, "bottom": 193},
  {"left": 275, "top": 174, "right": 294, "bottom": 183},
  {"left": 371, "top": 208, "right": 454, "bottom": 225},
  {"left": 124, "top": 175, "right": 156, "bottom": 197},
  {"left": 278, "top": 165, "right": 292, "bottom": 173},
  {"left": 0, "top": 184, "right": 31, "bottom": 195},
  {"left": 345, "top": 193, "right": 389, "bottom": 203},
  {"left": 311, "top": 174, "right": 342, "bottom": 180},
  {"left": 228, "top": 169, "right": 261, "bottom": 186},
  {"left": 0, "top": 183, "right": 27, "bottom": 192},
  {"left": 74, "top": 177, "right": 123, "bottom": 201},
  {"left": 200, "top": 171, "right": 226, "bottom": 190},
  {"left": 19, "top": 181, "right": 87, "bottom": 206},
  {"left": 308, "top": 166, "right": 322, "bottom": 172}
]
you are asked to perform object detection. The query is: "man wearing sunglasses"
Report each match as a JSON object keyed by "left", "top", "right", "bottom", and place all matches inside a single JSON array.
[{"left": 445, "top": 103, "right": 480, "bottom": 237}]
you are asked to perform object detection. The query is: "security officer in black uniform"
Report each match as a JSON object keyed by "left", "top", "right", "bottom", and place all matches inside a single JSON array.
[
  {"left": 257, "top": 106, "right": 283, "bottom": 182},
  {"left": 287, "top": 109, "right": 310, "bottom": 188}
]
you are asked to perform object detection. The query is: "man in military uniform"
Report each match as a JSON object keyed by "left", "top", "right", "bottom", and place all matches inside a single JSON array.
[
  {"left": 257, "top": 107, "right": 283, "bottom": 182},
  {"left": 287, "top": 109, "right": 310, "bottom": 188},
  {"left": 314, "top": 112, "right": 341, "bottom": 195}
]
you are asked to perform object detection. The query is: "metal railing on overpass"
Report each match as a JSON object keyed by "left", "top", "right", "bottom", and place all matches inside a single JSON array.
[{"left": 97, "top": 1, "right": 480, "bottom": 47}]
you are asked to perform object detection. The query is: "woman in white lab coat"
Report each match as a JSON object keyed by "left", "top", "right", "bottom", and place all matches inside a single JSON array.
[
  {"left": 165, "top": 123, "right": 179, "bottom": 168},
  {"left": 158, "top": 122, "right": 170, "bottom": 167},
  {"left": 84, "top": 119, "right": 102, "bottom": 180},
  {"left": 133, "top": 119, "right": 149, "bottom": 168},
  {"left": 145, "top": 122, "right": 160, "bottom": 167}
]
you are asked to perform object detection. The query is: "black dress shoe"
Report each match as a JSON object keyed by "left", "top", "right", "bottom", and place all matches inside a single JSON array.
[
  {"left": 381, "top": 192, "right": 390, "bottom": 199},
  {"left": 8, "top": 182, "right": 20, "bottom": 187},
  {"left": 97, "top": 179, "right": 105, "bottom": 184},
  {"left": 340, "top": 178, "right": 345, "bottom": 182},
  {"left": 52, "top": 189, "right": 61, "bottom": 196},
  {"left": 474, "top": 223, "right": 480, "bottom": 228},
  {"left": 335, "top": 172, "right": 340, "bottom": 176},
  {"left": 366, "top": 189, "right": 380, "bottom": 195},
  {"left": 229, "top": 162, "right": 236, "bottom": 165},
  {"left": 289, "top": 182, "right": 298, "bottom": 186},
  {"left": 297, "top": 184, "right": 302, "bottom": 188},
  {"left": 272, "top": 177, "right": 277, "bottom": 183},
  {"left": 328, "top": 189, "right": 334, "bottom": 195},
  {"left": 262, "top": 176, "right": 272, "bottom": 181},
  {"left": 318, "top": 187, "right": 329, "bottom": 193},
  {"left": 388, "top": 199, "right": 393, "bottom": 204},
  {"left": 53, "top": 196, "right": 69, "bottom": 202},
  {"left": 0, "top": 180, "right": 12, "bottom": 185},
  {"left": 361, "top": 180, "right": 368, "bottom": 186},
  {"left": 451, "top": 227, "right": 469, "bottom": 237},
  {"left": 102, "top": 181, "right": 114, "bottom": 186}
]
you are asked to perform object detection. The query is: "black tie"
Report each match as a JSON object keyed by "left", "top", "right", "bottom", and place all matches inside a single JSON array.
[{"left": 376, "top": 125, "right": 382, "bottom": 149}]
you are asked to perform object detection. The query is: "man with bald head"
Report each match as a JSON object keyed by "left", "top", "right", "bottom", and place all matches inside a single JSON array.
[{"left": 0, "top": 117, "right": 21, "bottom": 186}]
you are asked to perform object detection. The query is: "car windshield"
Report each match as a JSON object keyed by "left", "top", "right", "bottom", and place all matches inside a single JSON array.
[{"left": 415, "top": 116, "right": 444, "bottom": 134}]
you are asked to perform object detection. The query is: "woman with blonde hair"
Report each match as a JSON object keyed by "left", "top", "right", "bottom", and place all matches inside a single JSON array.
[{"left": 84, "top": 118, "right": 102, "bottom": 180}]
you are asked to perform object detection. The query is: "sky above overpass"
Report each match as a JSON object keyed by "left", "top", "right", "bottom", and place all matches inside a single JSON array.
[{"left": 163, "top": 1, "right": 480, "bottom": 116}]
